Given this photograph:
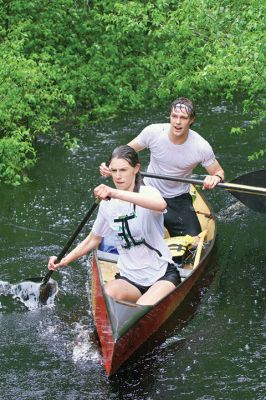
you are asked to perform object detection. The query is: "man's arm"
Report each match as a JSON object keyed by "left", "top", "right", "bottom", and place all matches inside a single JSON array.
[
  {"left": 99, "top": 137, "right": 145, "bottom": 177},
  {"left": 127, "top": 137, "right": 145, "bottom": 152},
  {"left": 203, "top": 160, "right": 225, "bottom": 189}
]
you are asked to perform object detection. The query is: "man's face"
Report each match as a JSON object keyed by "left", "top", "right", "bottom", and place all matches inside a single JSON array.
[{"left": 169, "top": 106, "right": 194, "bottom": 139}]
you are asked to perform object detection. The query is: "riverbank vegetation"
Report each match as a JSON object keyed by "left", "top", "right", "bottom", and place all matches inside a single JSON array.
[{"left": 0, "top": 0, "right": 265, "bottom": 184}]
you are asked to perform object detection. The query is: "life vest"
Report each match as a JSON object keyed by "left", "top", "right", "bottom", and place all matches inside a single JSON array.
[{"left": 164, "top": 235, "right": 195, "bottom": 257}]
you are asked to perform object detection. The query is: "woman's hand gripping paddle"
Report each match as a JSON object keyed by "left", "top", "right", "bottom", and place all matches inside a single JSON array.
[{"left": 27, "top": 198, "right": 101, "bottom": 305}]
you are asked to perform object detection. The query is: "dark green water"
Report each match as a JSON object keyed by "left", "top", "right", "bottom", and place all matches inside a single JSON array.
[{"left": 0, "top": 103, "right": 265, "bottom": 399}]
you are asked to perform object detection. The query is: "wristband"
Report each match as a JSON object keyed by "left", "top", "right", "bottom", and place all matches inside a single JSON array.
[{"left": 215, "top": 174, "right": 223, "bottom": 182}]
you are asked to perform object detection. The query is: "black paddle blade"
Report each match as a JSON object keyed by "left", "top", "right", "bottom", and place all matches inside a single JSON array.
[
  {"left": 230, "top": 170, "right": 266, "bottom": 213},
  {"left": 39, "top": 282, "right": 58, "bottom": 305}
]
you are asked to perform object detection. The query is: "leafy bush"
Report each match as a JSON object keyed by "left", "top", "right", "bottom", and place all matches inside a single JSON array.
[
  {"left": 0, "top": 0, "right": 264, "bottom": 184},
  {"left": 0, "top": 129, "right": 36, "bottom": 185}
]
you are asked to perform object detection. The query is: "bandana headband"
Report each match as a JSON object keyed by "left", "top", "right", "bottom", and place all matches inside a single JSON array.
[{"left": 173, "top": 103, "right": 194, "bottom": 116}]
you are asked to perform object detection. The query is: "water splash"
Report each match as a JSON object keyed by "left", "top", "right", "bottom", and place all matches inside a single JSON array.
[
  {"left": 217, "top": 201, "right": 246, "bottom": 222},
  {"left": 72, "top": 323, "right": 100, "bottom": 363},
  {"left": 0, "top": 279, "right": 58, "bottom": 310}
]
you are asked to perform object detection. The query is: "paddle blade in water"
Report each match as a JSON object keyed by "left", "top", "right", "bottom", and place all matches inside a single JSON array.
[
  {"left": 39, "top": 282, "right": 58, "bottom": 305},
  {"left": 23, "top": 276, "right": 59, "bottom": 306},
  {"left": 229, "top": 170, "right": 266, "bottom": 213},
  {"left": 0, "top": 279, "right": 58, "bottom": 310}
]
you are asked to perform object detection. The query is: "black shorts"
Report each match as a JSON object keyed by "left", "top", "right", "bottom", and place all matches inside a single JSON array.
[
  {"left": 164, "top": 193, "right": 201, "bottom": 237},
  {"left": 115, "top": 263, "right": 181, "bottom": 295}
]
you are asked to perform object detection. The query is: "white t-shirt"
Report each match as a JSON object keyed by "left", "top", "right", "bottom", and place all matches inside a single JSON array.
[
  {"left": 92, "top": 186, "right": 172, "bottom": 286},
  {"left": 136, "top": 124, "right": 216, "bottom": 197}
]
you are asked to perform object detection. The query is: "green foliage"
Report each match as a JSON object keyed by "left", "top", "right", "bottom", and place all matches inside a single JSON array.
[
  {"left": 63, "top": 132, "right": 79, "bottom": 151},
  {"left": 248, "top": 149, "right": 266, "bottom": 162},
  {"left": 230, "top": 127, "right": 246, "bottom": 135},
  {"left": 0, "top": 129, "right": 36, "bottom": 185},
  {"left": 0, "top": 27, "right": 74, "bottom": 134},
  {"left": 0, "top": 0, "right": 265, "bottom": 184}
]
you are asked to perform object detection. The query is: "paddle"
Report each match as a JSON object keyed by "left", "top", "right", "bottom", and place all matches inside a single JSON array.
[
  {"left": 29, "top": 198, "right": 100, "bottom": 305},
  {"left": 141, "top": 170, "right": 266, "bottom": 213}
]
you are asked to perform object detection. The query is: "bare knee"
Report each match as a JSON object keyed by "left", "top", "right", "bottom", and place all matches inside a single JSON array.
[
  {"left": 104, "top": 282, "right": 121, "bottom": 300},
  {"left": 104, "top": 280, "right": 141, "bottom": 303},
  {"left": 137, "top": 281, "right": 175, "bottom": 306}
]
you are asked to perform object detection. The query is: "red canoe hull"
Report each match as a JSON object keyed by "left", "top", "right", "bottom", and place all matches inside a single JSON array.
[{"left": 91, "top": 247, "right": 213, "bottom": 376}]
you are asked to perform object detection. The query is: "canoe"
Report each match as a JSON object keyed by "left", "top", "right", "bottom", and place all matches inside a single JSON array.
[{"left": 90, "top": 185, "right": 216, "bottom": 376}]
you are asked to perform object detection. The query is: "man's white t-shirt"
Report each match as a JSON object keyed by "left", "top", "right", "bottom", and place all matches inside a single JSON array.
[
  {"left": 92, "top": 186, "right": 172, "bottom": 287},
  {"left": 136, "top": 124, "right": 216, "bottom": 197}
]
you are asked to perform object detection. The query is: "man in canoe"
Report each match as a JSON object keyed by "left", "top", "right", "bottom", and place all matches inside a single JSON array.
[
  {"left": 100, "top": 97, "right": 224, "bottom": 237},
  {"left": 48, "top": 145, "right": 181, "bottom": 305}
]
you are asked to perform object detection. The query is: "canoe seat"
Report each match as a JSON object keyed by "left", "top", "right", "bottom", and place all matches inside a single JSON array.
[
  {"left": 97, "top": 250, "right": 119, "bottom": 283},
  {"left": 97, "top": 250, "right": 119, "bottom": 263}
]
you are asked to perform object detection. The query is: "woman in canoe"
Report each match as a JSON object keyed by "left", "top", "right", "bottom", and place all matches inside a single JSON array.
[{"left": 48, "top": 145, "right": 181, "bottom": 305}]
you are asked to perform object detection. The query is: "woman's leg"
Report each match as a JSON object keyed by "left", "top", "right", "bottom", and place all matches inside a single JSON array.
[
  {"left": 136, "top": 280, "right": 175, "bottom": 306},
  {"left": 104, "top": 279, "right": 142, "bottom": 303}
]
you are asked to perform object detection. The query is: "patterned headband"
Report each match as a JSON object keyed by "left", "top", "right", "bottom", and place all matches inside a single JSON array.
[{"left": 173, "top": 103, "right": 194, "bottom": 115}]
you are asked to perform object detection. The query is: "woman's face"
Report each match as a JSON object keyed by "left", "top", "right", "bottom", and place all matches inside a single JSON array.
[{"left": 109, "top": 157, "right": 140, "bottom": 191}]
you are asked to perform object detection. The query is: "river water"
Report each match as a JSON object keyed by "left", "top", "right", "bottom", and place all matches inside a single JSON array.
[{"left": 0, "top": 102, "right": 265, "bottom": 399}]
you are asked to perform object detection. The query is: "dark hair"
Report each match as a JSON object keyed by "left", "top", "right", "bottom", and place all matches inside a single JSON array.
[
  {"left": 170, "top": 97, "right": 196, "bottom": 119},
  {"left": 106, "top": 145, "right": 143, "bottom": 192}
]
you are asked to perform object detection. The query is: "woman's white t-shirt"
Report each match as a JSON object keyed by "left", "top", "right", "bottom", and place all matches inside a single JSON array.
[{"left": 92, "top": 186, "right": 172, "bottom": 286}]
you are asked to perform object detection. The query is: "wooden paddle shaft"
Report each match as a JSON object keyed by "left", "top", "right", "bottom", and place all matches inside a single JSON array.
[{"left": 141, "top": 172, "right": 266, "bottom": 195}]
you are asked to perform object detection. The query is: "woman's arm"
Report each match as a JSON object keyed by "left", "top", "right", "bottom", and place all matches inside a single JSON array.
[
  {"left": 94, "top": 184, "right": 166, "bottom": 212},
  {"left": 48, "top": 232, "right": 102, "bottom": 270}
]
